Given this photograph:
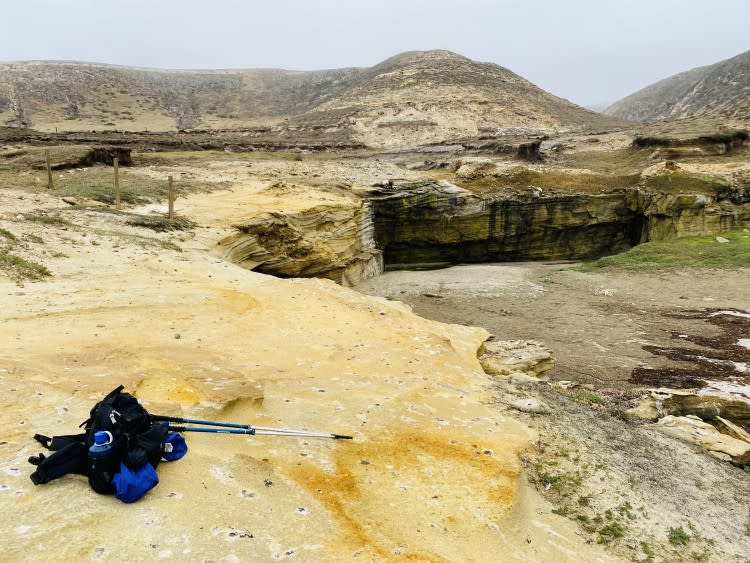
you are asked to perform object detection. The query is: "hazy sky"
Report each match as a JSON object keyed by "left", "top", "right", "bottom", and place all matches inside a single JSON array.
[{"left": 2, "top": 0, "right": 749, "bottom": 106}]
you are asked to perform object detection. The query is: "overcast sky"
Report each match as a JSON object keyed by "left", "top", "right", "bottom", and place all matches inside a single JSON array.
[{"left": 2, "top": 0, "right": 749, "bottom": 107}]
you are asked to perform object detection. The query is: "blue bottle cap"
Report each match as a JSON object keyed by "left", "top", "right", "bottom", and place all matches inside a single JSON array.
[{"left": 94, "top": 431, "right": 112, "bottom": 446}]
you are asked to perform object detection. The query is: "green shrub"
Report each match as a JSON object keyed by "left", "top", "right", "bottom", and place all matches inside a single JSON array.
[
  {"left": 572, "top": 390, "right": 604, "bottom": 404},
  {"left": 23, "top": 214, "right": 71, "bottom": 226},
  {"left": 598, "top": 522, "right": 624, "bottom": 544},
  {"left": 668, "top": 526, "right": 690, "bottom": 546}
]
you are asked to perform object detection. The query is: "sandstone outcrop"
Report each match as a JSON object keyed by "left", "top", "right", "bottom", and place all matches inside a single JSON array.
[
  {"left": 629, "top": 389, "right": 750, "bottom": 466},
  {"left": 654, "top": 415, "right": 750, "bottom": 465},
  {"left": 658, "top": 389, "right": 750, "bottom": 429},
  {"left": 479, "top": 339, "right": 554, "bottom": 379},
  {"left": 217, "top": 202, "right": 382, "bottom": 286},
  {"left": 0, "top": 188, "right": 610, "bottom": 561},
  {"left": 213, "top": 176, "right": 749, "bottom": 284}
]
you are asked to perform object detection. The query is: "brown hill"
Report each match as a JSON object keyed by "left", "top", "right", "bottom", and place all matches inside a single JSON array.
[
  {"left": 0, "top": 51, "right": 619, "bottom": 147},
  {"left": 606, "top": 50, "right": 750, "bottom": 123},
  {"left": 291, "top": 50, "right": 621, "bottom": 147}
]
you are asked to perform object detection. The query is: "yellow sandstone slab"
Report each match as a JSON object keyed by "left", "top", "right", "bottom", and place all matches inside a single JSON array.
[{"left": 0, "top": 189, "right": 616, "bottom": 561}]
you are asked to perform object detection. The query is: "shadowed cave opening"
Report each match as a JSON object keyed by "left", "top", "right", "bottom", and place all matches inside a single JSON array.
[{"left": 370, "top": 194, "right": 650, "bottom": 270}]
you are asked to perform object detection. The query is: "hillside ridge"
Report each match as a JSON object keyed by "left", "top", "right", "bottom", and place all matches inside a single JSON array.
[
  {"left": 606, "top": 49, "right": 750, "bottom": 123},
  {"left": 0, "top": 50, "right": 619, "bottom": 147}
]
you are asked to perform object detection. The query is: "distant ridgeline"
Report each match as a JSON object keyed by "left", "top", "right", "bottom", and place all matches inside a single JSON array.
[{"left": 0, "top": 52, "right": 619, "bottom": 148}]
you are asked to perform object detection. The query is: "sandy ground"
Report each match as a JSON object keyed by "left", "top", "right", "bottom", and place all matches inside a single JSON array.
[
  {"left": 0, "top": 188, "right": 620, "bottom": 562},
  {"left": 357, "top": 263, "right": 750, "bottom": 561},
  {"left": 356, "top": 263, "right": 750, "bottom": 386}
]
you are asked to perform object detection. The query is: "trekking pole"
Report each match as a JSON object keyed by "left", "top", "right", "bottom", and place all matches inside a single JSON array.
[
  {"left": 154, "top": 415, "right": 348, "bottom": 437},
  {"left": 155, "top": 415, "right": 352, "bottom": 439},
  {"left": 167, "top": 425, "right": 352, "bottom": 440}
]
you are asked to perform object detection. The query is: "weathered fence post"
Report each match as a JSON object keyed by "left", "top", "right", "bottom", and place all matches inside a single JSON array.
[
  {"left": 45, "top": 149, "right": 53, "bottom": 190},
  {"left": 114, "top": 157, "right": 121, "bottom": 210},
  {"left": 168, "top": 176, "right": 175, "bottom": 219}
]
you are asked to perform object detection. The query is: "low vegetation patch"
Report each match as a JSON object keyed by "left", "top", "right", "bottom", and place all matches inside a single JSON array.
[
  {"left": 0, "top": 251, "right": 51, "bottom": 281},
  {"left": 698, "top": 129, "right": 749, "bottom": 144},
  {"left": 575, "top": 230, "right": 750, "bottom": 272},
  {"left": 0, "top": 227, "right": 17, "bottom": 241},
  {"left": 598, "top": 521, "right": 625, "bottom": 544},
  {"left": 643, "top": 172, "right": 730, "bottom": 195},
  {"left": 668, "top": 525, "right": 691, "bottom": 546},
  {"left": 23, "top": 234, "right": 44, "bottom": 244},
  {"left": 0, "top": 158, "right": 226, "bottom": 203},
  {"left": 451, "top": 166, "right": 641, "bottom": 194},
  {"left": 23, "top": 214, "right": 71, "bottom": 226},
  {"left": 125, "top": 214, "right": 196, "bottom": 232},
  {"left": 566, "top": 148, "right": 652, "bottom": 175},
  {"left": 72, "top": 185, "right": 141, "bottom": 205},
  {"left": 94, "top": 229, "right": 183, "bottom": 253},
  {"left": 633, "top": 129, "right": 748, "bottom": 147},
  {"left": 49, "top": 168, "right": 167, "bottom": 204},
  {"left": 134, "top": 149, "right": 341, "bottom": 164},
  {"left": 572, "top": 390, "right": 604, "bottom": 405},
  {"left": 0, "top": 145, "right": 92, "bottom": 169}
]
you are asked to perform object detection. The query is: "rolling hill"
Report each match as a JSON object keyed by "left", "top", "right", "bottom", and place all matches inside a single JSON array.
[
  {"left": 0, "top": 50, "right": 620, "bottom": 148},
  {"left": 606, "top": 50, "right": 750, "bottom": 123}
]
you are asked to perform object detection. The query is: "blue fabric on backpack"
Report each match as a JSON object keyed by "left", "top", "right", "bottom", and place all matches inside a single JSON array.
[
  {"left": 161, "top": 432, "right": 188, "bottom": 462},
  {"left": 112, "top": 462, "right": 159, "bottom": 503}
]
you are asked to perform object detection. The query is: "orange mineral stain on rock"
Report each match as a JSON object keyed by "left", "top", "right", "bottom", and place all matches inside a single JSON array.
[{"left": 285, "top": 430, "right": 523, "bottom": 560}]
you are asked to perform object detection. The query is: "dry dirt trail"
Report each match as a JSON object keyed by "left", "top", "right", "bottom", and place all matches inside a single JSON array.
[{"left": 0, "top": 185, "right": 619, "bottom": 561}]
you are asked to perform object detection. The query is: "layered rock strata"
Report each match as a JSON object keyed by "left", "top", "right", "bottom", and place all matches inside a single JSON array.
[
  {"left": 629, "top": 389, "right": 750, "bottom": 466},
  {"left": 214, "top": 179, "right": 749, "bottom": 284},
  {"left": 367, "top": 180, "right": 750, "bottom": 268},
  {"left": 218, "top": 202, "right": 382, "bottom": 286},
  {"left": 634, "top": 131, "right": 748, "bottom": 159}
]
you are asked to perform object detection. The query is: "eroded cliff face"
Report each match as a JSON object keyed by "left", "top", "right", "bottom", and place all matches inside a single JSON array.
[
  {"left": 635, "top": 190, "right": 748, "bottom": 241},
  {"left": 368, "top": 181, "right": 641, "bottom": 265},
  {"left": 217, "top": 202, "right": 382, "bottom": 287},
  {"left": 211, "top": 178, "right": 749, "bottom": 284},
  {"left": 368, "top": 181, "right": 750, "bottom": 268}
]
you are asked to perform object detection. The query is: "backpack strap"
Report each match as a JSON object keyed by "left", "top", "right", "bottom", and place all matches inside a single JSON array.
[
  {"left": 34, "top": 433, "right": 86, "bottom": 451},
  {"left": 29, "top": 441, "right": 88, "bottom": 485}
]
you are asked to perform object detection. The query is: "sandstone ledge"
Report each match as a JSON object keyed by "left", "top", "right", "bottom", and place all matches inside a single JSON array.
[{"left": 0, "top": 199, "right": 610, "bottom": 560}]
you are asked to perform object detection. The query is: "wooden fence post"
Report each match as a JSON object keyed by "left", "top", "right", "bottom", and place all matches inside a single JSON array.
[
  {"left": 168, "top": 176, "right": 175, "bottom": 219},
  {"left": 114, "top": 157, "right": 121, "bottom": 210},
  {"left": 45, "top": 149, "right": 53, "bottom": 190}
]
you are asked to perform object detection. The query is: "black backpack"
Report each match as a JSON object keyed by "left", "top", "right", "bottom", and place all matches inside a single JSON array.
[{"left": 29, "top": 385, "right": 168, "bottom": 495}]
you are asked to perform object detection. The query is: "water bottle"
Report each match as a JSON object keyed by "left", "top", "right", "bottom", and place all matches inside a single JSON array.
[
  {"left": 88, "top": 430, "right": 119, "bottom": 494},
  {"left": 89, "top": 431, "right": 114, "bottom": 460}
]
